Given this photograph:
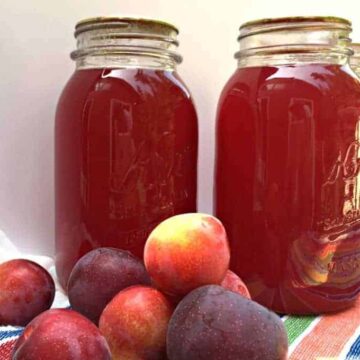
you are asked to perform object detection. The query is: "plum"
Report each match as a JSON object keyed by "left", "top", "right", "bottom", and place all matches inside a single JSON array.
[
  {"left": 144, "top": 213, "right": 230, "bottom": 297},
  {"left": 0, "top": 259, "right": 55, "bottom": 326},
  {"left": 99, "top": 285, "right": 172, "bottom": 360},
  {"left": 167, "top": 285, "right": 288, "bottom": 360},
  {"left": 67, "top": 247, "right": 151, "bottom": 323},
  {"left": 12, "top": 309, "right": 111, "bottom": 360},
  {"left": 221, "top": 270, "right": 251, "bottom": 299}
]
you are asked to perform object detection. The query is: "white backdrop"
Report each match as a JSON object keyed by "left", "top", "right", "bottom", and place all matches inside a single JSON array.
[{"left": 1, "top": 0, "right": 360, "bottom": 255}]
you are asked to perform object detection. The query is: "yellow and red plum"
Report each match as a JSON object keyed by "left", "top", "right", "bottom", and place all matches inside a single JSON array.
[
  {"left": 144, "top": 213, "right": 230, "bottom": 297},
  {"left": 11, "top": 309, "right": 111, "bottom": 360},
  {"left": 0, "top": 259, "right": 55, "bottom": 326},
  {"left": 67, "top": 248, "right": 151, "bottom": 324},
  {"left": 99, "top": 285, "right": 172, "bottom": 360},
  {"left": 167, "top": 285, "right": 288, "bottom": 360},
  {"left": 221, "top": 270, "right": 251, "bottom": 299}
]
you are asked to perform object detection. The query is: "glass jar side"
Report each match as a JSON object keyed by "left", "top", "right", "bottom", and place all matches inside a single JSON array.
[
  {"left": 55, "top": 17, "right": 198, "bottom": 288},
  {"left": 214, "top": 16, "right": 360, "bottom": 314}
]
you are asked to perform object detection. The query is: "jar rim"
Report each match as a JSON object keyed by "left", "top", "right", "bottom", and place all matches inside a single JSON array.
[
  {"left": 239, "top": 16, "right": 352, "bottom": 41},
  {"left": 74, "top": 16, "right": 179, "bottom": 37},
  {"left": 240, "top": 16, "right": 351, "bottom": 30}
]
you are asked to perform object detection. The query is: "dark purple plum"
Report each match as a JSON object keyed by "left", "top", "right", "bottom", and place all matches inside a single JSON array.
[
  {"left": 0, "top": 259, "right": 55, "bottom": 326},
  {"left": 67, "top": 247, "right": 151, "bottom": 323},
  {"left": 167, "top": 285, "right": 288, "bottom": 360}
]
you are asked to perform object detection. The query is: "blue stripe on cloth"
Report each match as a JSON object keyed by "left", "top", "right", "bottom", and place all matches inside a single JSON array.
[
  {"left": 346, "top": 334, "right": 360, "bottom": 359},
  {"left": 0, "top": 329, "right": 23, "bottom": 341}
]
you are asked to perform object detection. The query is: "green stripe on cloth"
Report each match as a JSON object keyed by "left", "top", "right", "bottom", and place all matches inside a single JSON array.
[{"left": 284, "top": 316, "right": 317, "bottom": 344}]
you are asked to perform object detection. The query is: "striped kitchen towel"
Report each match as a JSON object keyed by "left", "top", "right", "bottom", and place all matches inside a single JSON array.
[
  {"left": 1, "top": 230, "right": 360, "bottom": 359},
  {"left": 284, "top": 298, "right": 360, "bottom": 359},
  {"left": 2, "top": 299, "right": 360, "bottom": 359},
  {"left": 0, "top": 327, "right": 22, "bottom": 360}
]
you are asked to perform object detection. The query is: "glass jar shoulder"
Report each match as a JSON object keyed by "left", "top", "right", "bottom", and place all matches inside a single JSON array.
[
  {"left": 57, "top": 68, "right": 196, "bottom": 113},
  {"left": 56, "top": 69, "right": 102, "bottom": 116},
  {"left": 218, "top": 63, "right": 360, "bottom": 111}
]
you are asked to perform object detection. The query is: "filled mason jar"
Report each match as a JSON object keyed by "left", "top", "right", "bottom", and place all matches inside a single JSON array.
[
  {"left": 215, "top": 17, "right": 360, "bottom": 314},
  {"left": 351, "top": 43, "right": 360, "bottom": 75},
  {"left": 55, "top": 17, "right": 198, "bottom": 288}
]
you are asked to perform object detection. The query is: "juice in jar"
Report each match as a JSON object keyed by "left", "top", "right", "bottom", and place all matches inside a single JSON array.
[
  {"left": 215, "top": 17, "right": 360, "bottom": 314},
  {"left": 55, "top": 18, "right": 198, "bottom": 288}
]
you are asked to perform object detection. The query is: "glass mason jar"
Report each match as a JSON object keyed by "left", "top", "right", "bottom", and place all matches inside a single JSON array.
[
  {"left": 351, "top": 43, "right": 360, "bottom": 75},
  {"left": 214, "top": 17, "right": 360, "bottom": 314},
  {"left": 55, "top": 17, "right": 198, "bottom": 288}
]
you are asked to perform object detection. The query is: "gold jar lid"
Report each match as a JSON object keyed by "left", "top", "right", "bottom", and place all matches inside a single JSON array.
[
  {"left": 239, "top": 16, "right": 352, "bottom": 40},
  {"left": 74, "top": 16, "right": 179, "bottom": 37}
]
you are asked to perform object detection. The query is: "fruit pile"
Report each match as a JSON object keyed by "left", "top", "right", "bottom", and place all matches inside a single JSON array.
[{"left": 0, "top": 213, "right": 288, "bottom": 360}]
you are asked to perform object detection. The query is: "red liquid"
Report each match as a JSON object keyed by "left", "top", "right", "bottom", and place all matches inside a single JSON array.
[
  {"left": 55, "top": 68, "right": 198, "bottom": 288},
  {"left": 215, "top": 64, "right": 360, "bottom": 314}
]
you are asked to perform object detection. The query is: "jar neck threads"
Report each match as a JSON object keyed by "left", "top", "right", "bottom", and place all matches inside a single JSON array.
[
  {"left": 351, "top": 43, "right": 360, "bottom": 75},
  {"left": 236, "top": 17, "right": 353, "bottom": 67},
  {"left": 71, "top": 17, "right": 181, "bottom": 70}
]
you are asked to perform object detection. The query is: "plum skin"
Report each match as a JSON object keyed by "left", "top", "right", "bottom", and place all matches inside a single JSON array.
[
  {"left": 0, "top": 259, "right": 55, "bottom": 326},
  {"left": 67, "top": 247, "right": 151, "bottom": 324},
  {"left": 221, "top": 270, "right": 251, "bottom": 299},
  {"left": 167, "top": 285, "right": 288, "bottom": 360},
  {"left": 144, "top": 213, "right": 230, "bottom": 297},
  {"left": 12, "top": 309, "right": 111, "bottom": 360},
  {"left": 99, "top": 285, "right": 173, "bottom": 360}
]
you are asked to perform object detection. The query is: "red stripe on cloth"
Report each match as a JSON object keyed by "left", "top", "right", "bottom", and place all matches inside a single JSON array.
[
  {"left": 290, "top": 298, "right": 360, "bottom": 360},
  {"left": 0, "top": 339, "right": 16, "bottom": 360}
]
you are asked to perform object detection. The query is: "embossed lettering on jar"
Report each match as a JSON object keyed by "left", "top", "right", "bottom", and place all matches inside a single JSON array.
[
  {"left": 55, "top": 18, "right": 198, "bottom": 288},
  {"left": 214, "top": 17, "right": 360, "bottom": 314}
]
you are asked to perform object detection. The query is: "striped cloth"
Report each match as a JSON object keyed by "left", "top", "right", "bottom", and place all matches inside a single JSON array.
[
  {"left": 1, "top": 231, "right": 360, "bottom": 359},
  {"left": 2, "top": 300, "right": 360, "bottom": 359},
  {"left": 0, "top": 327, "right": 22, "bottom": 360},
  {"left": 284, "top": 298, "right": 360, "bottom": 359}
]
